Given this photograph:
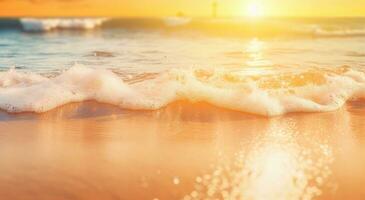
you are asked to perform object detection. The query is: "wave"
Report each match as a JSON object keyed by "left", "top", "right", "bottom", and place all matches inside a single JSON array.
[
  {"left": 1, "top": 17, "right": 365, "bottom": 38},
  {"left": 0, "top": 65, "right": 365, "bottom": 116},
  {"left": 163, "top": 17, "right": 192, "bottom": 27},
  {"left": 314, "top": 28, "right": 365, "bottom": 37},
  {"left": 296, "top": 24, "right": 365, "bottom": 37},
  {"left": 20, "top": 18, "right": 107, "bottom": 32}
]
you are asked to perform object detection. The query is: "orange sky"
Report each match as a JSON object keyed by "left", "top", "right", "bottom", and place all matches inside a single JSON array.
[{"left": 1, "top": 0, "right": 365, "bottom": 17}]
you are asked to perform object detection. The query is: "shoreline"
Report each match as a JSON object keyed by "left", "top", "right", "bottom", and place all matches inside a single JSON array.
[{"left": 1, "top": 100, "right": 365, "bottom": 121}]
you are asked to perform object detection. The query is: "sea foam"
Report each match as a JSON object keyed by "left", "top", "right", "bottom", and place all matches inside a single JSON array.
[
  {"left": 164, "top": 17, "right": 192, "bottom": 27},
  {"left": 0, "top": 65, "right": 364, "bottom": 116},
  {"left": 20, "top": 18, "right": 107, "bottom": 32}
]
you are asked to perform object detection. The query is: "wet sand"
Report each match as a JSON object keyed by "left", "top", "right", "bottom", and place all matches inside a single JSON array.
[{"left": 0, "top": 101, "right": 365, "bottom": 200}]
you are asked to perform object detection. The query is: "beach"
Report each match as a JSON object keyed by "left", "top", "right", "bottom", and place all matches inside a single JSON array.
[
  {"left": 0, "top": 101, "right": 365, "bottom": 199},
  {"left": 1, "top": 17, "right": 365, "bottom": 199}
]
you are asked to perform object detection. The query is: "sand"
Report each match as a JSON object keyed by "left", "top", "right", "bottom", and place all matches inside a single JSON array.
[{"left": 0, "top": 101, "right": 365, "bottom": 200}]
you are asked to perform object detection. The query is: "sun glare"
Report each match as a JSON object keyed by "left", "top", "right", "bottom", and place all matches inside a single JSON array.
[{"left": 246, "top": 2, "right": 264, "bottom": 17}]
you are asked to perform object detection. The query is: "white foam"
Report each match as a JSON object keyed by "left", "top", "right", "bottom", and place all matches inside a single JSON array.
[
  {"left": 0, "top": 65, "right": 364, "bottom": 116},
  {"left": 315, "top": 28, "right": 365, "bottom": 37},
  {"left": 297, "top": 24, "right": 365, "bottom": 37},
  {"left": 164, "top": 17, "right": 192, "bottom": 27},
  {"left": 20, "top": 18, "right": 107, "bottom": 32}
]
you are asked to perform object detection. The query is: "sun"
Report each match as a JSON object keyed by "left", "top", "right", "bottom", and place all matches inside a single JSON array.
[{"left": 246, "top": 2, "right": 264, "bottom": 17}]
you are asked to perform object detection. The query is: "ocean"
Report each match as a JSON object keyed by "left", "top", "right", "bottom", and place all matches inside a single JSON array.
[
  {"left": 1, "top": 17, "right": 365, "bottom": 200},
  {"left": 0, "top": 17, "right": 365, "bottom": 115}
]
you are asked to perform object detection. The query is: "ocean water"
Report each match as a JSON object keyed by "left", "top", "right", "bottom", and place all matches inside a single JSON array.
[
  {"left": 2, "top": 17, "right": 365, "bottom": 200},
  {"left": 0, "top": 17, "right": 365, "bottom": 115}
]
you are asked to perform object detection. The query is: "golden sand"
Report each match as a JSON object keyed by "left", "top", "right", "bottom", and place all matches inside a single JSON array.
[{"left": 0, "top": 101, "right": 365, "bottom": 200}]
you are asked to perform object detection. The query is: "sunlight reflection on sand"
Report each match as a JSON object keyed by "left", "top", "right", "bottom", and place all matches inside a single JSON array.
[{"left": 0, "top": 102, "right": 365, "bottom": 199}]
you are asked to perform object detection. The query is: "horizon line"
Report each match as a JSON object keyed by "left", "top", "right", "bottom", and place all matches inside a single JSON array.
[{"left": 1, "top": 15, "right": 365, "bottom": 19}]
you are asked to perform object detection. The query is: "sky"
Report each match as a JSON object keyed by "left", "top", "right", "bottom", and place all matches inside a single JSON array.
[{"left": 0, "top": 0, "right": 365, "bottom": 17}]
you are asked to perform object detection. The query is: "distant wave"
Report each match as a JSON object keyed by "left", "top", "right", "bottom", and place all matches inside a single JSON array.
[
  {"left": 314, "top": 28, "right": 365, "bottom": 37},
  {"left": 163, "top": 17, "right": 192, "bottom": 27},
  {"left": 1, "top": 17, "right": 365, "bottom": 38},
  {"left": 297, "top": 24, "right": 365, "bottom": 37},
  {"left": 20, "top": 18, "right": 107, "bottom": 32},
  {"left": 0, "top": 65, "right": 365, "bottom": 116}
]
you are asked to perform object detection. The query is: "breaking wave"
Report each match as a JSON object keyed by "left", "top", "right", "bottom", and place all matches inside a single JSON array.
[
  {"left": 315, "top": 28, "right": 365, "bottom": 37},
  {"left": 163, "top": 17, "right": 192, "bottom": 27},
  {"left": 0, "top": 17, "right": 362, "bottom": 38},
  {"left": 20, "top": 18, "right": 107, "bottom": 32},
  {"left": 296, "top": 24, "right": 365, "bottom": 37},
  {"left": 0, "top": 65, "right": 365, "bottom": 116}
]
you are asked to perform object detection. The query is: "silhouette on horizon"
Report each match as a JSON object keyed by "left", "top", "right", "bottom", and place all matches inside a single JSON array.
[{"left": 212, "top": 1, "right": 218, "bottom": 18}]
